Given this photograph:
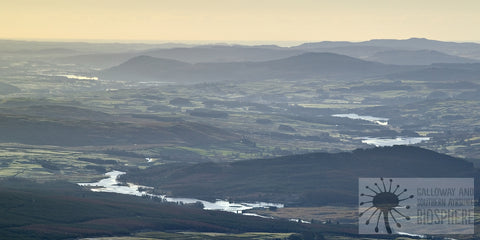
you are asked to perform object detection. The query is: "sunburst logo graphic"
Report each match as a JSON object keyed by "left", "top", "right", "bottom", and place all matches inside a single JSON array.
[{"left": 359, "top": 178, "right": 414, "bottom": 234}]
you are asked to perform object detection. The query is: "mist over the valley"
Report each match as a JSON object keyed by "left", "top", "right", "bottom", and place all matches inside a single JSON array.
[{"left": 1, "top": 38, "right": 479, "bottom": 239}]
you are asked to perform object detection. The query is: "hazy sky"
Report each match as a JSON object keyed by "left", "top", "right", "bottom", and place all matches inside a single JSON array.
[{"left": 1, "top": 0, "right": 479, "bottom": 44}]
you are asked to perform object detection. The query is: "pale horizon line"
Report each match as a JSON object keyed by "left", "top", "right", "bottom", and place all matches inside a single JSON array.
[{"left": 1, "top": 37, "right": 480, "bottom": 47}]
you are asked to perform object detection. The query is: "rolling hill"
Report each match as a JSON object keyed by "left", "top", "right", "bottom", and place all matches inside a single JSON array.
[
  {"left": 366, "top": 49, "right": 478, "bottom": 65},
  {"left": 144, "top": 45, "right": 304, "bottom": 63},
  {"left": 100, "top": 52, "right": 409, "bottom": 83},
  {"left": 0, "top": 103, "right": 237, "bottom": 147},
  {"left": 52, "top": 38, "right": 480, "bottom": 71},
  {"left": 386, "top": 63, "right": 480, "bottom": 81},
  {"left": 294, "top": 38, "right": 480, "bottom": 60},
  {"left": 55, "top": 45, "right": 303, "bottom": 68},
  {"left": 101, "top": 49, "right": 480, "bottom": 83}
]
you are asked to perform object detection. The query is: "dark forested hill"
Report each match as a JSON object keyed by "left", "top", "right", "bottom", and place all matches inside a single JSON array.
[{"left": 122, "top": 146, "right": 478, "bottom": 206}]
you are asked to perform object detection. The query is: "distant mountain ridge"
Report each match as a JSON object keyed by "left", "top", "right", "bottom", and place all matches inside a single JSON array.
[
  {"left": 366, "top": 49, "right": 478, "bottom": 65},
  {"left": 296, "top": 37, "right": 480, "bottom": 51},
  {"left": 101, "top": 45, "right": 480, "bottom": 83},
  {"left": 294, "top": 37, "right": 480, "bottom": 60},
  {"left": 100, "top": 52, "right": 409, "bottom": 82},
  {"left": 56, "top": 45, "right": 303, "bottom": 68},
  {"left": 143, "top": 45, "right": 303, "bottom": 63},
  {"left": 49, "top": 38, "right": 480, "bottom": 68}
]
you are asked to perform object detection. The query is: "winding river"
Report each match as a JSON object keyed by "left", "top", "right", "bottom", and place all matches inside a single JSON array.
[{"left": 78, "top": 171, "right": 283, "bottom": 214}]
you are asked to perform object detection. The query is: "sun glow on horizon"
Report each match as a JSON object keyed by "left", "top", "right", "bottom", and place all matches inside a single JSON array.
[{"left": 2, "top": 0, "right": 480, "bottom": 43}]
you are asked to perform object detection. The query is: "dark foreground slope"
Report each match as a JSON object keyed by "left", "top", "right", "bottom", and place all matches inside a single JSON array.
[
  {"left": 0, "top": 179, "right": 348, "bottom": 240},
  {"left": 122, "top": 146, "right": 478, "bottom": 206}
]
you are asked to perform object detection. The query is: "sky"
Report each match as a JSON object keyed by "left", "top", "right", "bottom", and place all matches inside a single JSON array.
[{"left": 1, "top": 0, "right": 479, "bottom": 44}]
